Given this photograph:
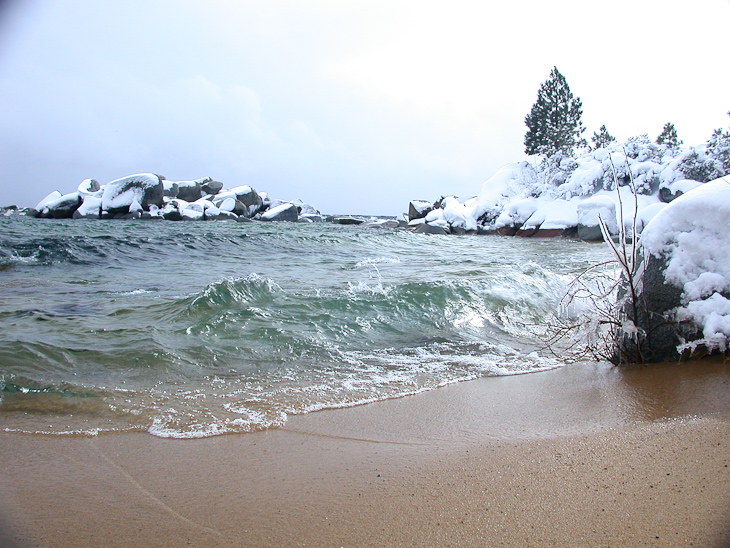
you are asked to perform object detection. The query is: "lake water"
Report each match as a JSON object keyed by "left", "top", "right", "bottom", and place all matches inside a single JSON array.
[{"left": 0, "top": 218, "right": 612, "bottom": 438}]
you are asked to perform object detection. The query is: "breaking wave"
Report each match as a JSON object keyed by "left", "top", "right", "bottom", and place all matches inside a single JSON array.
[{"left": 0, "top": 218, "right": 612, "bottom": 437}]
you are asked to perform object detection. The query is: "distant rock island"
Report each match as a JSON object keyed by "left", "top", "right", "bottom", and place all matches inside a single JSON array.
[{"left": 5, "top": 173, "right": 401, "bottom": 227}]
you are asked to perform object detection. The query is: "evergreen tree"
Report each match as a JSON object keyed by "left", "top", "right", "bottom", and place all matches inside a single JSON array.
[
  {"left": 591, "top": 125, "right": 616, "bottom": 150},
  {"left": 656, "top": 122, "right": 683, "bottom": 148},
  {"left": 524, "top": 67, "right": 586, "bottom": 157}
]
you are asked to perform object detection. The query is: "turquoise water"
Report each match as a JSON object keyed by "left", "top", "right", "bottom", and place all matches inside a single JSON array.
[{"left": 0, "top": 218, "right": 611, "bottom": 437}]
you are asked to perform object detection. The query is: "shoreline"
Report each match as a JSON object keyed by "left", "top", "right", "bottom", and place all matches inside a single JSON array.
[{"left": 2, "top": 359, "right": 730, "bottom": 547}]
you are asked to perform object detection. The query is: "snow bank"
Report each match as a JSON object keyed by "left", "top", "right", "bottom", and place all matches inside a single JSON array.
[{"left": 408, "top": 133, "right": 730, "bottom": 237}]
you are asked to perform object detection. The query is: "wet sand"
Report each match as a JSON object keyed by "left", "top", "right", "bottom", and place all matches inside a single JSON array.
[{"left": 1, "top": 359, "right": 730, "bottom": 547}]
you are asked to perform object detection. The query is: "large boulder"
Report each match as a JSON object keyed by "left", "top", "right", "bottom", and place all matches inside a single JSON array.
[
  {"left": 617, "top": 177, "right": 730, "bottom": 362},
  {"left": 101, "top": 173, "right": 164, "bottom": 216},
  {"left": 180, "top": 202, "right": 205, "bottom": 220},
  {"left": 576, "top": 195, "right": 617, "bottom": 241},
  {"left": 289, "top": 199, "right": 320, "bottom": 216},
  {"left": 261, "top": 203, "right": 298, "bottom": 222},
  {"left": 213, "top": 197, "right": 237, "bottom": 213},
  {"left": 408, "top": 200, "right": 433, "bottom": 221},
  {"left": 414, "top": 222, "right": 449, "bottom": 235},
  {"left": 658, "top": 179, "right": 703, "bottom": 203},
  {"left": 161, "top": 199, "right": 187, "bottom": 221},
  {"left": 78, "top": 179, "right": 101, "bottom": 195},
  {"left": 201, "top": 179, "right": 224, "bottom": 196},
  {"left": 232, "top": 186, "right": 264, "bottom": 217},
  {"left": 163, "top": 181, "right": 179, "bottom": 198},
  {"left": 73, "top": 195, "right": 102, "bottom": 219},
  {"left": 332, "top": 216, "right": 364, "bottom": 225},
  {"left": 40, "top": 192, "right": 82, "bottom": 219},
  {"left": 175, "top": 179, "right": 203, "bottom": 202},
  {"left": 32, "top": 190, "right": 63, "bottom": 216}
]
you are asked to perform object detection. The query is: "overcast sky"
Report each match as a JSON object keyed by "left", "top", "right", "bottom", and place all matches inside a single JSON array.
[{"left": 1, "top": 0, "right": 729, "bottom": 215}]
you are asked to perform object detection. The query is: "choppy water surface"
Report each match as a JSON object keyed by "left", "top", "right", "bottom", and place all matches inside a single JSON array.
[{"left": 0, "top": 218, "right": 612, "bottom": 437}]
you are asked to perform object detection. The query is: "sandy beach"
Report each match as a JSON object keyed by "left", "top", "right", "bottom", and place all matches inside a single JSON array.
[{"left": 2, "top": 359, "right": 730, "bottom": 548}]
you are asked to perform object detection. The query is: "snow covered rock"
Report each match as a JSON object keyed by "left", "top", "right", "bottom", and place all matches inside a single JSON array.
[
  {"left": 181, "top": 202, "right": 205, "bottom": 221},
  {"left": 441, "top": 196, "right": 477, "bottom": 233},
  {"left": 33, "top": 191, "right": 62, "bottom": 215},
  {"left": 161, "top": 199, "right": 186, "bottom": 221},
  {"left": 300, "top": 213, "right": 324, "bottom": 223},
  {"left": 78, "top": 179, "right": 101, "bottom": 195},
  {"left": 213, "top": 197, "right": 237, "bottom": 213},
  {"left": 261, "top": 203, "right": 298, "bottom": 222},
  {"left": 73, "top": 195, "right": 102, "bottom": 219},
  {"left": 101, "top": 173, "right": 164, "bottom": 216},
  {"left": 332, "top": 216, "right": 364, "bottom": 225},
  {"left": 230, "top": 186, "right": 264, "bottom": 218},
  {"left": 408, "top": 200, "right": 433, "bottom": 221},
  {"left": 576, "top": 195, "right": 617, "bottom": 241},
  {"left": 659, "top": 179, "right": 703, "bottom": 203},
  {"left": 201, "top": 179, "right": 223, "bottom": 196},
  {"left": 174, "top": 179, "right": 204, "bottom": 202},
  {"left": 621, "top": 176, "right": 730, "bottom": 361},
  {"left": 163, "top": 181, "right": 179, "bottom": 198},
  {"left": 414, "top": 222, "right": 449, "bottom": 235},
  {"left": 39, "top": 192, "right": 82, "bottom": 219}
]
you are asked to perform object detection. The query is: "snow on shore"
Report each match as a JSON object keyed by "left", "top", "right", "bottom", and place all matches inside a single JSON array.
[{"left": 412, "top": 134, "right": 728, "bottom": 238}]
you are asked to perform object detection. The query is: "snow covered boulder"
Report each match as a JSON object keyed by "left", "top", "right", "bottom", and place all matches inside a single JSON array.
[
  {"left": 101, "top": 173, "right": 164, "bottom": 216},
  {"left": 213, "top": 197, "right": 237, "bottom": 213},
  {"left": 201, "top": 179, "right": 223, "bottom": 196},
  {"left": 261, "top": 202, "right": 298, "bottom": 222},
  {"left": 174, "top": 179, "right": 204, "bottom": 202},
  {"left": 659, "top": 179, "right": 703, "bottom": 203},
  {"left": 73, "top": 195, "right": 102, "bottom": 219},
  {"left": 163, "top": 181, "right": 179, "bottom": 198},
  {"left": 181, "top": 202, "right": 205, "bottom": 221},
  {"left": 576, "top": 195, "right": 617, "bottom": 241},
  {"left": 31, "top": 191, "right": 62, "bottom": 217},
  {"left": 441, "top": 196, "right": 477, "bottom": 234},
  {"left": 332, "top": 216, "right": 364, "bottom": 225},
  {"left": 161, "top": 199, "right": 186, "bottom": 221},
  {"left": 408, "top": 200, "right": 433, "bottom": 221},
  {"left": 78, "top": 179, "right": 101, "bottom": 195},
  {"left": 39, "top": 192, "right": 82, "bottom": 219},
  {"left": 414, "top": 222, "right": 449, "bottom": 235},
  {"left": 620, "top": 176, "right": 730, "bottom": 362},
  {"left": 230, "top": 186, "right": 264, "bottom": 218},
  {"left": 474, "top": 162, "right": 535, "bottom": 225}
]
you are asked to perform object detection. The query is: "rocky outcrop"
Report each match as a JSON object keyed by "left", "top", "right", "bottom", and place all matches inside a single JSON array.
[{"left": 22, "top": 173, "right": 339, "bottom": 227}]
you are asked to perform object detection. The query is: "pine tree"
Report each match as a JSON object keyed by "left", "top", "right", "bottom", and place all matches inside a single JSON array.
[
  {"left": 524, "top": 67, "right": 586, "bottom": 157},
  {"left": 656, "top": 122, "right": 683, "bottom": 148},
  {"left": 591, "top": 125, "right": 616, "bottom": 150}
]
